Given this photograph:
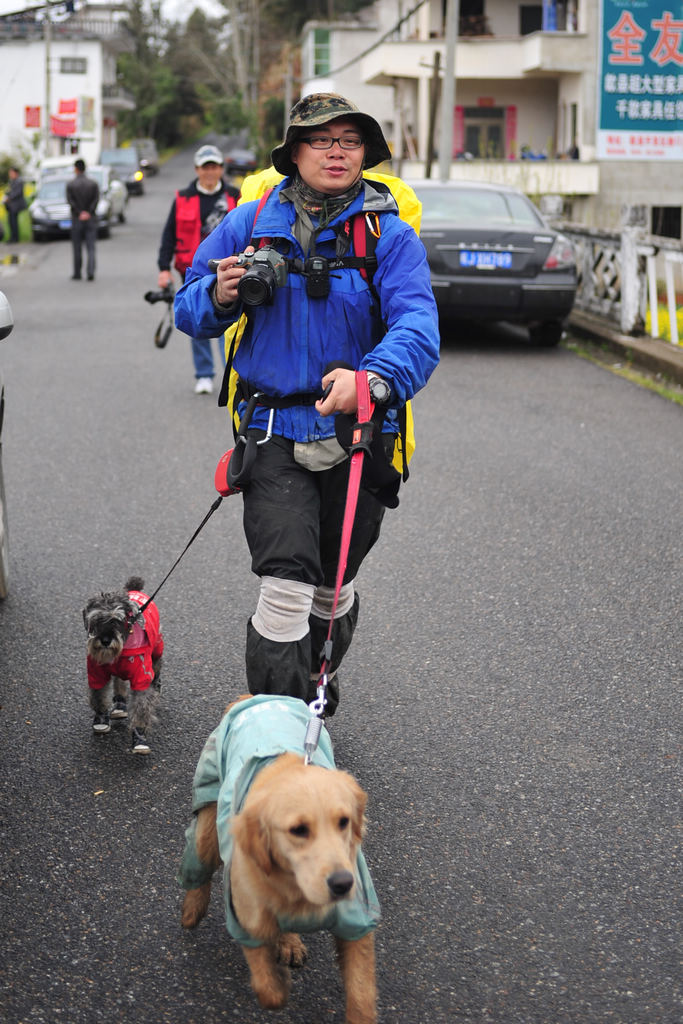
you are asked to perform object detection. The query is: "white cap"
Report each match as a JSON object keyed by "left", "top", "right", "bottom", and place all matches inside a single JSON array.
[{"left": 194, "top": 144, "right": 224, "bottom": 167}]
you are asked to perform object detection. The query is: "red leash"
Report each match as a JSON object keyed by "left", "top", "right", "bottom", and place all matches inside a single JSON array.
[{"left": 305, "top": 371, "right": 374, "bottom": 761}]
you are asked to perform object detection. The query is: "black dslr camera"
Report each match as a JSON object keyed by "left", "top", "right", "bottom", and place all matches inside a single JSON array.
[
  {"left": 235, "top": 248, "right": 288, "bottom": 306},
  {"left": 144, "top": 285, "right": 175, "bottom": 305},
  {"left": 144, "top": 284, "right": 175, "bottom": 349}
]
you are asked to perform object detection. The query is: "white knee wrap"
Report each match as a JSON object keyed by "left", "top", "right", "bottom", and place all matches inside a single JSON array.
[
  {"left": 251, "top": 576, "right": 315, "bottom": 642},
  {"left": 311, "top": 581, "right": 355, "bottom": 621}
]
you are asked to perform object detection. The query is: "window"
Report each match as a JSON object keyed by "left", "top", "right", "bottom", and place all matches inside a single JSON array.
[
  {"left": 463, "top": 106, "right": 505, "bottom": 159},
  {"left": 313, "top": 29, "right": 330, "bottom": 77},
  {"left": 520, "top": 5, "right": 543, "bottom": 35},
  {"left": 60, "top": 57, "right": 87, "bottom": 74},
  {"left": 651, "top": 206, "right": 681, "bottom": 240}
]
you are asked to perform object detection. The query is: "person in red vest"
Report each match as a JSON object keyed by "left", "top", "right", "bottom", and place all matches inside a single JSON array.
[{"left": 157, "top": 144, "right": 239, "bottom": 394}]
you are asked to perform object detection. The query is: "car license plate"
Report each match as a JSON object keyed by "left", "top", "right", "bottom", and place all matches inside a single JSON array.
[
  {"left": 459, "top": 250, "right": 512, "bottom": 269},
  {"left": 59, "top": 219, "right": 71, "bottom": 229}
]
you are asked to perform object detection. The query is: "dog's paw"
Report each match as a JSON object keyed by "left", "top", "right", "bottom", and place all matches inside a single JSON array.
[
  {"left": 181, "top": 885, "right": 211, "bottom": 929},
  {"left": 244, "top": 946, "right": 291, "bottom": 1009},
  {"left": 277, "top": 932, "right": 307, "bottom": 968},
  {"left": 254, "top": 974, "right": 290, "bottom": 1010}
]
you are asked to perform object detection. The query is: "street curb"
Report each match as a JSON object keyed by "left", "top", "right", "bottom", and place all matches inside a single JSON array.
[{"left": 569, "top": 308, "right": 683, "bottom": 386}]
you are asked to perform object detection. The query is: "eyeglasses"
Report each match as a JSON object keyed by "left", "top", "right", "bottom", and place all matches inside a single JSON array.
[{"left": 297, "top": 134, "right": 364, "bottom": 151}]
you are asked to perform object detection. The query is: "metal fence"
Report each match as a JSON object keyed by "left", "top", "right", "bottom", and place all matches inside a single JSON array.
[{"left": 556, "top": 221, "right": 683, "bottom": 347}]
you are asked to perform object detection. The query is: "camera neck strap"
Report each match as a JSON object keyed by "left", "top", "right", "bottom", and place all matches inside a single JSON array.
[{"left": 249, "top": 187, "right": 379, "bottom": 279}]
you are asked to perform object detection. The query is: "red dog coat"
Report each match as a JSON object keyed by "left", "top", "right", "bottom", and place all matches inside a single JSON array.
[{"left": 87, "top": 590, "right": 164, "bottom": 692}]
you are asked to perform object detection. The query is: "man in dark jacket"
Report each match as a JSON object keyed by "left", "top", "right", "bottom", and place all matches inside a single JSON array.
[
  {"left": 66, "top": 159, "right": 99, "bottom": 280},
  {"left": 157, "top": 144, "right": 240, "bottom": 394},
  {"left": 3, "top": 167, "right": 27, "bottom": 245}
]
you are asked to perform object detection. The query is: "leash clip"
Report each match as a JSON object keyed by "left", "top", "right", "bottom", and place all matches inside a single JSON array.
[{"left": 304, "top": 676, "right": 328, "bottom": 765}]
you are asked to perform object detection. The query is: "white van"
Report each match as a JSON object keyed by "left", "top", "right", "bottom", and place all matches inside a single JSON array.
[{"left": 37, "top": 155, "right": 82, "bottom": 182}]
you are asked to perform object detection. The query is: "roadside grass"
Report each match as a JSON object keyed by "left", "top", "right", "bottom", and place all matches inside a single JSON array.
[{"left": 563, "top": 337, "right": 683, "bottom": 407}]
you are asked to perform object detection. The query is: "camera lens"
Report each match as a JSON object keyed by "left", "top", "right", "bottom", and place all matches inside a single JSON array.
[{"left": 238, "top": 265, "right": 276, "bottom": 306}]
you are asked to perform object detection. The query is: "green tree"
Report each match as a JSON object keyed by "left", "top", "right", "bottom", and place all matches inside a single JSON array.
[
  {"left": 117, "top": 1, "right": 180, "bottom": 143},
  {"left": 259, "top": 0, "right": 373, "bottom": 36}
]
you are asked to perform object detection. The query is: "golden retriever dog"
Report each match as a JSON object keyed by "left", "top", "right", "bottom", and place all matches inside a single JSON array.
[{"left": 178, "top": 694, "right": 379, "bottom": 1024}]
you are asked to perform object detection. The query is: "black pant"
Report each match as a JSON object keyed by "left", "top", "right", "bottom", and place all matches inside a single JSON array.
[
  {"left": 241, "top": 432, "right": 386, "bottom": 706},
  {"left": 242, "top": 433, "right": 385, "bottom": 587},
  {"left": 71, "top": 218, "right": 97, "bottom": 278},
  {"left": 7, "top": 207, "right": 20, "bottom": 244}
]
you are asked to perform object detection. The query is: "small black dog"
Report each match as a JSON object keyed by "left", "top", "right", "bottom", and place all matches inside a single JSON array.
[{"left": 83, "top": 576, "right": 164, "bottom": 755}]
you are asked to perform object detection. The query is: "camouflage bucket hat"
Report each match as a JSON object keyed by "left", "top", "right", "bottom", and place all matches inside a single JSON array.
[{"left": 271, "top": 93, "right": 392, "bottom": 176}]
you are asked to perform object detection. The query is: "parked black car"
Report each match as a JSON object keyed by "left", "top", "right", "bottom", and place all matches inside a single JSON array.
[
  {"left": 224, "top": 147, "right": 257, "bottom": 177},
  {"left": 29, "top": 173, "right": 118, "bottom": 240},
  {"left": 99, "top": 147, "right": 145, "bottom": 195},
  {"left": 412, "top": 179, "right": 577, "bottom": 346},
  {"left": 132, "top": 138, "right": 160, "bottom": 175}
]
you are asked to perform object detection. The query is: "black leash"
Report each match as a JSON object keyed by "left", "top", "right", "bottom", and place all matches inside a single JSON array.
[{"left": 134, "top": 496, "right": 223, "bottom": 619}]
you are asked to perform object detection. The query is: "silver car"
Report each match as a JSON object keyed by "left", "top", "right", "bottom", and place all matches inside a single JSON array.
[{"left": 87, "top": 164, "right": 129, "bottom": 224}]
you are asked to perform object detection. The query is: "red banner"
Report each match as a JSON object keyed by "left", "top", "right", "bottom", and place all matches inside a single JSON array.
[
  {"left": 58, "top": 98, "right": 78, "bottom": 114},
  {"left": 50, "top": 114, "right": 77, "bottom": 137},
  {"left": 25, "top": 105, "right": 41, "bottom": 128}
]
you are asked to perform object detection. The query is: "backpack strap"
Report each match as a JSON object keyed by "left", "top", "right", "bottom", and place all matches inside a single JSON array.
[
  {"left": 251, "top": 187, "right": 272, "bottom": 248},
  {"left": 218, "top": 188, "right": 275, "bottom": 422},
  {"left": 351, "top": 211, "right": 381, "bottom": 305}
]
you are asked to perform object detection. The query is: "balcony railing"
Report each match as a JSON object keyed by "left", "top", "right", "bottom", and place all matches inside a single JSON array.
[
  {"left": 102, "top": 83, "right": 135, "bottom": 110},
  {"left": 397, "top": 158, "right": 600, "bottom": 198}
]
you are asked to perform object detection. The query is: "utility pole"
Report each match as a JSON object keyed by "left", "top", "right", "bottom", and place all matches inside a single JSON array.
[
  {"left": 438, "top": 0, "right": 460, "bottom": 182},
  {"left": 43, "top": 1, "right": 53, "bottom": 159},
  {"left": 425, "top": 51, "right": 441, "bottom": 179}
]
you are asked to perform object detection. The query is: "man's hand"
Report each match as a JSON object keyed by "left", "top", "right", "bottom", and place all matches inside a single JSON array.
[
  {"left": 213, "top": 247, "right": 255, "bottom": 306},
  {"left": 78, "top": 211, "right": 91, "bottom": 221},
  {"left": 315, "top": 368, "right": 358, "bottom": 417},
  {"left": 158, "top": 269, "right": 172, "bottom": 289}
]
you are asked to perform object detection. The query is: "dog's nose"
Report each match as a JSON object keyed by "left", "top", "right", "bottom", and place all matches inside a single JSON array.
[{"left": 327, "top": 870, "right": 354, "bottom": 899}]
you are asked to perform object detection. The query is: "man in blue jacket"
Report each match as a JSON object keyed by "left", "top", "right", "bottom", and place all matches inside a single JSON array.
[{"left": 175, "top": 93, "right": 440, "bottom": 715}]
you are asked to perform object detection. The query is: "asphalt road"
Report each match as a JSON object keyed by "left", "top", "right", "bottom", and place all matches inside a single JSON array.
[{"left": 0, "top": 152, "right": 681, "bottom": 1024}]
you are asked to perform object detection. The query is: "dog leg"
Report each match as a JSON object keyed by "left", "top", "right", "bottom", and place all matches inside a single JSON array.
[
  {"left": 89, "top": 685, "right": 112, "bottom": 733},
  {"left": 241, "top": 943, "right": 291, "bottom": 1010},
  {"left": 128, "top": 687, "right": 160, "bottom": 753},
  {"left": 112, "top": 676, "right": 128, "bottom": 701},
  {"left": 277, "top": 932, "right": 307, "bottom": 968},
  {"left": 151, "top": 654, "right": 163, "bottom": 692},
  {"left": 180, "top": 804, "right": 221, "bottom": 929},
  {"left": 128, "top": 687, "right": 159, "bottom": 732},
  {"left": 335, "top": 933, "right": 377, "bottom": 1024},
  {"left": 89, "top": 684, "right": 111, "bottom": 714}
]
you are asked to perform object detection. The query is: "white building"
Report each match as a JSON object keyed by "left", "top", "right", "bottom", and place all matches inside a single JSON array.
[
  {"left": 0, "top": 1, "right": 133, "bottom": 173},
  {"left": 301, "top": 0, "right": 683, "bottom": 236}
]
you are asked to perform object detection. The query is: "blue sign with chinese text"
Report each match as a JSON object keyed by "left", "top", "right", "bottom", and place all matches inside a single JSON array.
[{"left": 598, "top": 1, "right": 683, "bottom": 159}]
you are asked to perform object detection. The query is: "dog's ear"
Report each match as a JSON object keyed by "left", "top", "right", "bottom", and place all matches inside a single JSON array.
[
  {"left": 345, "top": 774, "right": 368, "bottom": 845},
  {"left": 82, "top": 602, "right": 94, "bottom": 630},
  {"left": 232, "top": 803, "right": 274, "bottom": 875}
]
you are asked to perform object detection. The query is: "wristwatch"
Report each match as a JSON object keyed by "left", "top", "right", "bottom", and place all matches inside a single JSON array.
[{"left": 367, "top": 372, "right": 391, "bottom": 405}]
